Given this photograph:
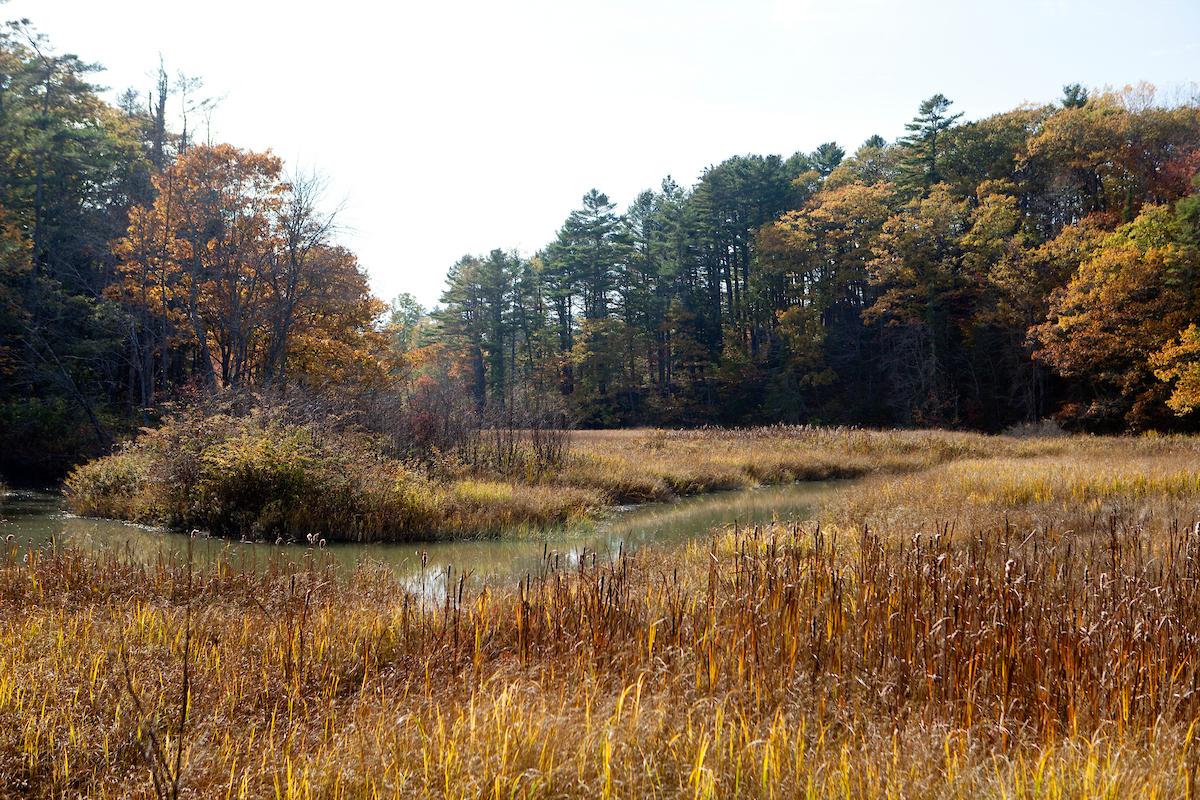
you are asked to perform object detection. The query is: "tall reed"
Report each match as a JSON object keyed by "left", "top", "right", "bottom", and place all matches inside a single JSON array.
[{"left": 12, "top": 434, "right": 1200, "bottom": 797}]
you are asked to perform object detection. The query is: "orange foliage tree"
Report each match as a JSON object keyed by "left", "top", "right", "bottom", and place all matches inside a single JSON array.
[
  {"left": 112, "top": 144, "right": 388, "bottom": 392},
  {"left": 1034, "top": 203, "right": 1198, "bottom": 429},
  {"left": 755, "top": 181, "right": 897, "bottom": 416},
  {"left": 1153, "top": 324, "right": 1200, "bottom": 415},
  {"left": 1022, "top": 83, "right": 1200, "bottom": 229}
]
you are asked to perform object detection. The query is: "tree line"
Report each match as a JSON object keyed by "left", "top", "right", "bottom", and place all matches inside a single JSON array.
[
  {"left": 430, "top": 84, "right": 1200, "bottom": 433},
  {"left": 1, "top": 16, "right": 1197, "bottom": 484},
  {"left": 0, "top": 22, "right": 384, "bottom": 482}
]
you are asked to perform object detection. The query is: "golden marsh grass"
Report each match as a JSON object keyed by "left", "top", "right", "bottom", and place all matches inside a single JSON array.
[
  {"left": 17, "top": 430, "right": 1200, "bottom": 796},
  {"left": 67, "top": 423, "right": 1063, "bottom": 540}
]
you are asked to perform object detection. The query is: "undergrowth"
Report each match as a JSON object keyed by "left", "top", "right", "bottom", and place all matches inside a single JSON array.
[{"left": 66, "top": 398, "right": 598, "bottom": 541}]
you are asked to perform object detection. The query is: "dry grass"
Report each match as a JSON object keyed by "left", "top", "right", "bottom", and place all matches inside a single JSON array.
[
  {"left": 12, "top": 432, "right": 1200, "bottom": 797},
  {"left": 68, "top": 422, "right": 1065, "bottom": 541},
  {"left": 561, "top": 426, "right": 1061, "bottom": 504},
  {"left": 828, "top": 434, "right": 1200, "bottom": 535}
]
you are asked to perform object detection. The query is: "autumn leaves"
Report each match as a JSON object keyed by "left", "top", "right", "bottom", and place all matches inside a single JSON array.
[{"left": 111, "top": 145, "right": 389, "bottom": 396}]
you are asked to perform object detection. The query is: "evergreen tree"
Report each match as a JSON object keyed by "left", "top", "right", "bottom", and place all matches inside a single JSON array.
[
  {"left": 810, "top": 142, "right": 845, "bottom": 177},
  {"left": 898, "top": 94, "right": 964, "bottom": 195},
  {"left": 1061, "top": 83, "right": 1089, "bottom": 109}
]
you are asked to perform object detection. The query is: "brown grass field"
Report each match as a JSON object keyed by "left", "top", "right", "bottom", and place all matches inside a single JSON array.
[
  {"left": 11, "top": 428, "right": 1200, "bottom": 797},
  {"left": 65, "top": 420, "right": 1070, "bottom": 540}
]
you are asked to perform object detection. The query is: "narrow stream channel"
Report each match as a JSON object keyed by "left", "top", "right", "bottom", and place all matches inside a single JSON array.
[{"left": 1, "top": 481, "right": 845, "bottom": 592}]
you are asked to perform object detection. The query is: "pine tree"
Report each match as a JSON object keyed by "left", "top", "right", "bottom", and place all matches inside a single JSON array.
[{"left": 898, "top": 94, "right": 963, "bottom": 195}]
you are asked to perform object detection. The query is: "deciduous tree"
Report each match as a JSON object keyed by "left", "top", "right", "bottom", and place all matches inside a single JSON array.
[
  {"left": 1034, "top": 203, "right": 1198, "bottom": 429},
  {"left": 114, "top": 144, "right": 384, "bottom": 392}
]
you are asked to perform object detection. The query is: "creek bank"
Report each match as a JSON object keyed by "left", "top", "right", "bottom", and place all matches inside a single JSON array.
[
  {"left": 5, "top": 482, "right": 845, "bottom": 591},
  {"left": 63, "top": 397, "right": 1069, "bottom": 543}
]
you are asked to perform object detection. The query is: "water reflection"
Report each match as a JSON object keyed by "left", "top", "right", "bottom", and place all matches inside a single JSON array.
[{"left": 1, "top": 481, "right": 843, "bottom": 596}]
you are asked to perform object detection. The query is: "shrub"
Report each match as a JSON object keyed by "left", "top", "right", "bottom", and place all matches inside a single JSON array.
[{"left": 65, "top": 392, "right": 592, "bottom": 541}]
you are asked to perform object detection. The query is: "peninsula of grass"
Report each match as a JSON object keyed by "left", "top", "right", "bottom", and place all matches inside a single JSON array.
[
  {"left": 63, "top": 392, "right": 1074, "bottom": 541},
  {"left": 64, "top": 422, "right": 582, "bottom": 543},
  {"left": 10, "top": 433, "right": 1200, "bottom": 797}
]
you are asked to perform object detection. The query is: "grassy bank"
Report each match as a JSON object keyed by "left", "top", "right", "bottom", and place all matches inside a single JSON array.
[
  {"left": 10, "top": 435, "right": 1200, "bottom": 796},
  {"left": 565, "top": 425, "right": 1062, "bottom": 501},
  {"left": 64, "top": 393, "right": 1074, "bottom": 541},
  {"left": 64, "top": 401, "right": 600, "bottom": 541}
]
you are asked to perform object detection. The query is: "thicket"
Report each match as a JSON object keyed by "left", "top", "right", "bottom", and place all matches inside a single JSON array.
[{"left": 65, "top": 390, "right": 592, "bottom": 541}]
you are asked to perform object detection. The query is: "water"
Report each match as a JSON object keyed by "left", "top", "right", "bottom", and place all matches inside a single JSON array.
[{"left": 0, "top": 482, "right": 844, "bottom": 591}]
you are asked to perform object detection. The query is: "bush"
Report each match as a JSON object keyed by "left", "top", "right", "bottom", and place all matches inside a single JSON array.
[{"left": 65, "top": 391, "right": 590, "bottom": 541}]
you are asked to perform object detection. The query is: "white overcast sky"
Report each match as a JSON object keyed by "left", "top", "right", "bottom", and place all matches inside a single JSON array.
[{"left": 6, "top": 0, "right": 1198, "bottom": 308}]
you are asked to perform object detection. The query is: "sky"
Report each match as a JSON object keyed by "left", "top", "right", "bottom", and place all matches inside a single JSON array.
[{"left": 5, "top": 0, "right": 1198, "bottom": 309}]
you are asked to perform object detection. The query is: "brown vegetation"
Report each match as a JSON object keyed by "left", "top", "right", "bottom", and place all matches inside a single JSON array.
[
  {"left": 65, "top": 397, "right": 1072, "bottom": 541},
  {"left": 12, "top": 433, "right": 1200, "bottom": 796},
  {"left": 64, "top": 394, "right": 597, "bottom": 541}
]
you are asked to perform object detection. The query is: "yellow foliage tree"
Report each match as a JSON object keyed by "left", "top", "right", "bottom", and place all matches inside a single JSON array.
[
  {"left": 1034, "top": 205, "right": 1196, "bottom": 428},
  {"left": 1152, "top": 325, "right": 1200, "bottom": 415}
]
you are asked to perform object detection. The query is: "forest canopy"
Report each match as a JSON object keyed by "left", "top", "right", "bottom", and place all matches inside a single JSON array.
[
  {"left": 0, "top": 16, "right": 1197, "bottom": 485},
  {"left": 432, "top": 83, "right": 1200, "bottom": 433}
]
